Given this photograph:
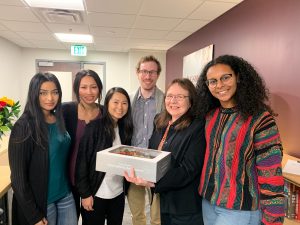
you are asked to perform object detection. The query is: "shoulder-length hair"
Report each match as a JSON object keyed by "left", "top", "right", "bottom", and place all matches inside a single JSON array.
[
  {"left": 195, "top": 54, "right": 274, "bottom": 119},
  {"left": 23, "top": 72, "right": 65, "bottom": 148},
  {"left": 103, "top": 87, "right": 133, "bottom": 144},
  {"left": 73, "top": 69, "right": 103, "bottom": 104},
  {"left": 155, "top": 78, "right": 198, "bottom": 130}
]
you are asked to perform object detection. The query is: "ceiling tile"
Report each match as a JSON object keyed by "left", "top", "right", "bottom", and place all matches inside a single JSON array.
[
  {"left": 86, "top": 0, "right": 142, "bottom": 14},
  {"left": 134, "top": 16, "right": 181, "bottom": 30},
  {"left": 9, "top": 38, "right": 33, "bottom": 47},
  {"left": 31, "top": 40, "right": 66, "bottom": 49},
  {"left": 0, "top": 0, "right": 244, "bottom": 52},
  {"left": 88, "top": 12, "right": 136, "bottom": 28},
  {"left": 17, "top": 31, "right": 55, "bottom": 40},
  {"left": 90, "top": 26, "right": 130, "bottom": 38},
  {"left": 46, "top": 23, "right": 90, "bottom": 34},
  {"left": 127, "top": 38, "right": 177, "bottom": 48},
  {"left": 0, "top": 0, "right": 25, "bottom": 6},
  {"left": 174, "top": 19, "right": 210, "bottom": 32},
  {"left": 189, "top": 1, "right": 238, "bottom": 20},
  {"left": 94, "top": 44, "right": 126, "bottom": 52},
  {"left": 0, "top": 23, "right": 8, "bottom": 31},
  {"left": 164, "top": 31, "right": 192, "bottom": 41},
  {"left": 140, "top": 0, "right": 203, "bottom": 18},
  {"left": 0, "top": 21, "right": 48, "bottom": 32},
  {"left": 0, "top": 5, "right": 39, "bottom": 22},
  {"left": 93, "top": 36, "right": 127, "bottom": 45},
  {"left": 130, "top": 29, "right": 168, "bottom": 39},
  {"left": 210, "top": 0, "right": 243, "bottom": 3},
  {"left": 0, "top": 30, "right": 22, "bottom": 39}
]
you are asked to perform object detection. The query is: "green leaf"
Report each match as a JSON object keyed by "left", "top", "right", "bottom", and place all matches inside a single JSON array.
[{"left": 0, "top": 126, "right": 10, "bottom": 132}]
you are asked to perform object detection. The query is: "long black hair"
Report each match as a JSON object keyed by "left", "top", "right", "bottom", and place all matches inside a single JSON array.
[
  {"left": 23, "top": 72, "right": 65, "bottom": 148},
  {"left": 73, "top": 69, "right": 103, "bottom": 105},
  {"left": 196, "top": 55, "right": 274, "bottom": 119},
  {"left": 102, "top": 87, "right": 133, "bottom": 144}
]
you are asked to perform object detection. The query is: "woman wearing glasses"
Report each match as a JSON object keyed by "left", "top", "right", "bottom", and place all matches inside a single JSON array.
[
  {"left": 125, "top": 78, "right": 206, "bottom": 225},
  {"left": 196, "top": 55, "right": 284, "bottom": 225}
]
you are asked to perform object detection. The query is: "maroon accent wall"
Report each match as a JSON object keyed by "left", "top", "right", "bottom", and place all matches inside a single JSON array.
[{"left": 166, "top": 0, "right": 300, "bottom": 157}]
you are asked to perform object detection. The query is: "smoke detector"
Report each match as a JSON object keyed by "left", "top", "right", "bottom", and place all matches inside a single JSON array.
[{"left": 39, "top": 8, "right": 83, "bottom": 24}]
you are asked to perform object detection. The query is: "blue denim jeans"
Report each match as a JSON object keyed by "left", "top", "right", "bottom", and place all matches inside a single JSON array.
[
  {"left": 47, "top": 192, "right": 77, "bottom": 225},
  {"left": 202, "top": 199, "right": 261, "bottom": 225}
]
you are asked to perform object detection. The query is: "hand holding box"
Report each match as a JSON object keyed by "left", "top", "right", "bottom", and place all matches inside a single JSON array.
[{"left": 96, "top": 145, "right": 171, "bottom": 182}]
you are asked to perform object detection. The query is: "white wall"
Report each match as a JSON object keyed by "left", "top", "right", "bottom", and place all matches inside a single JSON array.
[
  {"left": 19, "top": 48, "right": 128, "bottom": 107},
  {"left": 0, "top": 37, "right": 22, "bottom": 102},
  {"left": 0, "top": 38, "right": 166, "bottom": 110}
]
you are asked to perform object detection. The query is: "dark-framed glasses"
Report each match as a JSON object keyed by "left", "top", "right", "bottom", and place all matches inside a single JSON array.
[
  {"left": 138, "top": 69, "right": 158, "bottom": 76},
  {"left": 165, "top": 94, "right": 189, "bottom": 102},
  {"left": 205, "top": 73, "right": 233, "bottom": 88}
]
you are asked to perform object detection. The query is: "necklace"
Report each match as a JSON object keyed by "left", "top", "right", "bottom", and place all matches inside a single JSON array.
[{"left": 78, "top": 102, "right": 100, "bottom": 123}]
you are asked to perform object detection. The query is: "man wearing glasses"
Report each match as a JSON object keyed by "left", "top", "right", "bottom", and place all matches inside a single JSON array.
[{"left": 127, "top": 55, "right": 164, "bottom": 225}]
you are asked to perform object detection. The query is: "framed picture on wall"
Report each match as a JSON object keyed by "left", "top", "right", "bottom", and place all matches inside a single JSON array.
[{"left": 183, "top": 44, "right": 214, "bottom": 85}]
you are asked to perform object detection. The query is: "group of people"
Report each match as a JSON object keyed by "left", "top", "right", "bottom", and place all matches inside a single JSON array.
[{"left": 8, "top": 54, "right": 285, "bottom": 225}]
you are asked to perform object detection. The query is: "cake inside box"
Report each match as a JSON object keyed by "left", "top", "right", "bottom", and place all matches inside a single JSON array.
[{"left": 110, "top": 147, "right": 159, "bottom": 159}]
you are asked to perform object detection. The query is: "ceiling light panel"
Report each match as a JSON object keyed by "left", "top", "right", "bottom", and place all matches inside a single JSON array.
[
  {"left": 55, "top": 33, "right": 93, "bottom": 43},
  {"left": 23, "top": 0, "right": 84, "bottom": 11}
]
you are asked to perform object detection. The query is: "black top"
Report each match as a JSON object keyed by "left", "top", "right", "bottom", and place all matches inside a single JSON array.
[
  {"left": 149, "top": 117, "right": 206, "bottom": 216},
  {"left": 9, "top": 114, "right": 49, "bottom": 225},
  {"left": 75, "top": 118, "right": 131, "bottom": 198},
  {"left": 62, "top": 101, "right": 104, "bottom": 154}
]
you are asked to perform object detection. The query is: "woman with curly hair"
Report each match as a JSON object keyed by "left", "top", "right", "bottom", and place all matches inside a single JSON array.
[{"left": 196, "top": 55, "right": 284, "bottom": 225}]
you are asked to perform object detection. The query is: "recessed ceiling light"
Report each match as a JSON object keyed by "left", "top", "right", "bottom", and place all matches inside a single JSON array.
[
  {"left": 54, "top": 33, "right": 93, "bottom": 43},
  {"left": 23, "top": 0, "right": 84, "bottom": 11}
]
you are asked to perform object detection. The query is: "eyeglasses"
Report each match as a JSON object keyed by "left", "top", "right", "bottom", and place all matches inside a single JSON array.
[
  {"left": 138, "top": 69, "right": 158, "bottom": 76},
  {"left": 165, "top": 94, "right": 189, "bottom": 102},
  {"left": 205, "top": 73, "right": 233, "bottom": 88}
]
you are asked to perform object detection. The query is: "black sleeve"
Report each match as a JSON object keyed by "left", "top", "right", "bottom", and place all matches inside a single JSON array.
[
  {"left": 75, "top": 121, "right": 101, "bottom": 198},
  {"left": 8, "top": 120, "right": 45, "bottom": 225},
  {"left": 154, "top": 120, "right": 206, "bottom": 193}
]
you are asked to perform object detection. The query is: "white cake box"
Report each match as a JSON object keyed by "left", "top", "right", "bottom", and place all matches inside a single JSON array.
[{"left": 96, "top": 145, "right": 171, "bottom": 182}]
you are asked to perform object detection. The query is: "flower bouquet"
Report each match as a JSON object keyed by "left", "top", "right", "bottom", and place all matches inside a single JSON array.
[{"left": 0, "top": 96, "right": 20, "bottom": 139}]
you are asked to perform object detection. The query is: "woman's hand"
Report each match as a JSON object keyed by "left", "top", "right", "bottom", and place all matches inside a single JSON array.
[
  {"left": 124, "top": 168, "right": 155, "bottom": 188},
  {"left": 82, "top": 196, "right": 94, "bottom": 211},
  {"left": 35, "top": 218, "right": 47, "bottom": 225}
]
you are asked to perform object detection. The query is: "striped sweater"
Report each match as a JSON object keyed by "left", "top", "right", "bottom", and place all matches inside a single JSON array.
[{"left": 199, "top": 107, "right": 285, "bottom": 225}]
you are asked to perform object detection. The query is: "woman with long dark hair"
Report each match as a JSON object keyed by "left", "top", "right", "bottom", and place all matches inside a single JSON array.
[
  {"left": 196, "top": 55, "right": 284, "bottom": 225},
  {"left": 9, "top": 72, "right": 77, "bottom": 225},
  {"left": 75, "top": 87, "right": 133, "bottom": 225},
  {"left": 62, "top": 69, "right": 104, "bottom": 218}
]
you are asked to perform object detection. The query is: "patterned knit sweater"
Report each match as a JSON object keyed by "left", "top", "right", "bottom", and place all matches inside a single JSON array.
[{"left": 199, "top": 107, "right": 285, "bottom": 225}]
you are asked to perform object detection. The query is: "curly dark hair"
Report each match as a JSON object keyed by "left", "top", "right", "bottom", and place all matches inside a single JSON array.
[{"left": 195, "top": 55, "right": 274, "bottom": 119}]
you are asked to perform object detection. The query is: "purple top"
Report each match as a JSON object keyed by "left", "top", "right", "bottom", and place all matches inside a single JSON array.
[{"left": 70, "top": 119, "right": 86, "bottom": 186}]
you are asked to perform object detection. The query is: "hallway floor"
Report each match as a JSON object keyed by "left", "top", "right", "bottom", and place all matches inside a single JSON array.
[{"left": 79, "top": 195, "right": 151, "bottom": 225}]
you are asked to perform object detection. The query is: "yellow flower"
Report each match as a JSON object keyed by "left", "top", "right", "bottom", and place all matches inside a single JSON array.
[
  {"left": 0, "top": 96, "right": 15, "bottom": 106},
  {"left": 0, "top": 96, "right": 20, "bottom": 139}
]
